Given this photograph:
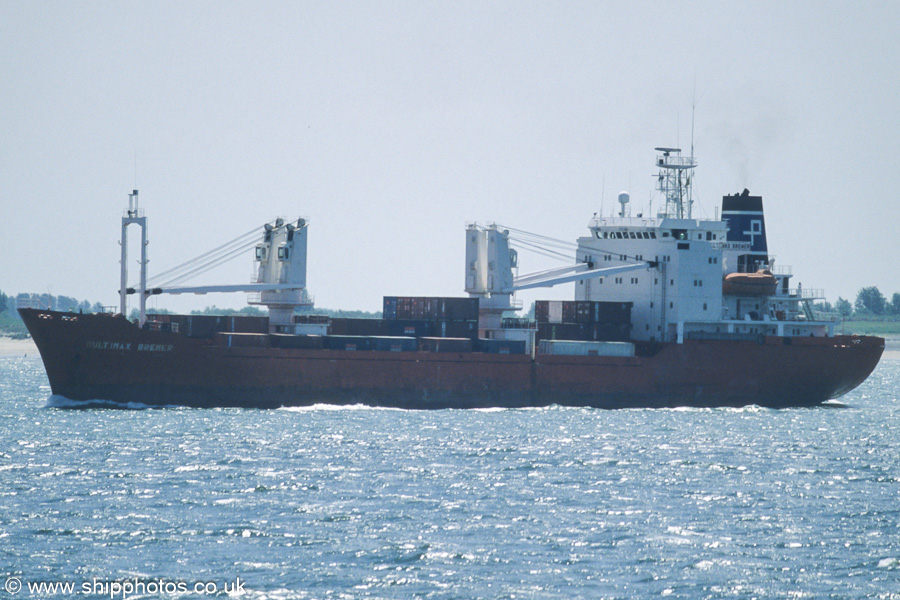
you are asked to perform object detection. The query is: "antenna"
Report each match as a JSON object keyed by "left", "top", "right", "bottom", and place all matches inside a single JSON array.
[
  {"left": 600, "top": 173, "right": 605, "bottom": 218},
  {"left": 627, "top": 171, "right": 632, "bottom": 217},
  {"left": 690, "top": 97, "right": 696, "bottom": 160},
  {"left": 690, "top": 80, "right": 699, "bottom": 213},
  {"left": 689, "top": 100, "right": 696, "bottom": 211}
]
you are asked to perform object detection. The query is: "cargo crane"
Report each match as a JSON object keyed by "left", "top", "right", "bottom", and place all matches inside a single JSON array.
[
  {"left": 119, "top": 191, "right": 310, "bottom": 331},
  {"left": 464, "top": 223, "right": 650, "bottom": 337}
]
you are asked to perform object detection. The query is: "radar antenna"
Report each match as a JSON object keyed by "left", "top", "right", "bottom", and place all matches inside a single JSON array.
[{"left": 654, "top": 147, "right": 697, "bottom": 219}]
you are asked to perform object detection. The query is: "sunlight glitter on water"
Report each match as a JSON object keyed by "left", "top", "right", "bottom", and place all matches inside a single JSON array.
[{"left": 1, "top": 356, "right": 899, "bottom": 599}]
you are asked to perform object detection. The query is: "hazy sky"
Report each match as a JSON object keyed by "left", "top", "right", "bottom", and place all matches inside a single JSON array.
[{"left": 2, "top": 1, "right": 898, "bottom": 313}]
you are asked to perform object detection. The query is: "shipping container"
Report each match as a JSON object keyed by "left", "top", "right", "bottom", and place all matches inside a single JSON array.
[
  {"left": 423, "top": 297, "right": 439, "bottom": 320},
  {"left": 536, "top": 321, "right": 631, "bottom": 343},
  {"left": 534, "top": 301, "right": 548, "bottom": 323},
  {"left": 322, "top": 335, "right": 376, "bottom": 351},
  {"left": 229, "top": 316, "right": 270, "bottom": 334},
  {"left": 329, "top": 318, "right": 390, "bottom": 336},
  {"left": 371, "top": 336, "right": 418, "bottom": 352},
  {"left": 595, "top": 302, "right": 633, "bottom": 324},
  {"left": 535, "top": 300, "right": 570, "bottom": 324},
  {"left": 473, "top": 338, "right": 527, "bottom": 354},
  {"left": 214, "top": 332, "right": 270, "bottom": 348},
  {"left": 538, "top": 340, "right": 635, "bottom": 357},
  {"left": 417, "top": 337, "right": 474, "bottom": 353},
  {"left": 322, "top": 335, "right": 416, "bottom": 352},
  {"left": 383, "top": 296, "right": 479, "bottom": 321},
  {"left": 435, "top": 319, "right": 478, "bottom": 339},
  {"left": 562, "top": 301, "right": 576, "bottom": 323},
  {"left": 156, "top": 315, "right": 268, "bottom": 338},
  {"left": 382, "top": 297, "right": 398, "bottom": 320},
  {"left": 536, "top": 322, "right": 588, "bottom": 341},
  {"left": 294, "top": 323, "right": 329, "bottom": 336},
  {"left": 270, "top": 334, "right": 325, "bottom": 350},
  {"left": 399, "top": 297, "right": 435, "bottom": 320},
  {"left": 591, "top": 322, "right": 632, "bottom": 342},
  {"left": 535, "top": 300, "right": 632, "bottom": 325},
  {"left": 438, "top": 297, "right": 479, "bottom": 321},
  {"left": 574, "top": 300, "right": 599, "bottom": 323},
  {"left": 386, "top": 319, "right": 435, "bottom": 337}
]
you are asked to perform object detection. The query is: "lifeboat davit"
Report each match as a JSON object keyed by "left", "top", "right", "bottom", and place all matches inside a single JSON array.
[{"left": 722, "top": 269, "right": 778, "bottom": 296}]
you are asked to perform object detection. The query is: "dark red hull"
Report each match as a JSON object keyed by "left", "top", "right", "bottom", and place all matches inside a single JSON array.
[{"left": 20, "top": 309, "right": 885, "bottom": 409}]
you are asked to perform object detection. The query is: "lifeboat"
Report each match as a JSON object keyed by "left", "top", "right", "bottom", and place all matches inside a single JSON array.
[{"left": 722, "top": 269, "right": 778, "bottom": 296}]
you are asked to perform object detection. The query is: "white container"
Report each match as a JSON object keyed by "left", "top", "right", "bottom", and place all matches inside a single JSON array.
[
  {"left": 294, "top": 323, "right": 329, "bottom": 335},
  {"left": 539, "top": 340, "right": 635, "bottom": 357}
]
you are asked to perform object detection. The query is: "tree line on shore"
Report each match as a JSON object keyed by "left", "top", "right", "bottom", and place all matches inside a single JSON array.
[
  {"left": 0, "top": 290, "right": 381, "bottom": 336},
  {"left": 820, "top": 287, "right": 900, "bottom": 318},
  {"left": 1, "top": 291, "right": 105, "bottom": 315}
]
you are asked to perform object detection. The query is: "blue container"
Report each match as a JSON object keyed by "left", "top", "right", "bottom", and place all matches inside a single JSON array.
[
  {"left": 474, "top": 338, "right": 526, "bottom": 354},
  {"left": 371, "top": 336, "right": 418, "bottom": 352},
  {"left": 323, "top": 336, "right": 376, "bottom": 351},
  {"left": 436, "top": 319, "right": 478, "bottom": 339},
  {"left": 382, "top": 297, "right": 398, "bottom": 320}
]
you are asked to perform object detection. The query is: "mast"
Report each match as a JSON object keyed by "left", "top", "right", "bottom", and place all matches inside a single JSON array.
[
  {"left": 120, "top": 190, "right": 148, "bottom": 325},
  {"left": 654, "top": 147, "right": 697, "bottom": 219}
]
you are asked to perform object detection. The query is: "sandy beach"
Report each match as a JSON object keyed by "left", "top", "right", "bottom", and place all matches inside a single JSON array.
[
  {"left": 0, "top": 337, "right": 38, "bottom": 357},
  {"left": 883, "top": 336, "right": 900, "bottom": 361}
]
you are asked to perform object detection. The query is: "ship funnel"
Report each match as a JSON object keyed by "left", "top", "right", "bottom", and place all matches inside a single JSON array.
[{"left": 721, "top": 190, "right": 769, "bottom": 274}]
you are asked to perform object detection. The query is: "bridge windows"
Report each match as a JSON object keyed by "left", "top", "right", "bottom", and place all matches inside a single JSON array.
[{"left": 594, "top": 229, "right": 658, "bottom": 239}]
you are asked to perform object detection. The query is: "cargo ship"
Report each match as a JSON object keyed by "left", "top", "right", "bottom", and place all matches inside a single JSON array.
[{"left": 20, "top": 148, "right": 884, "bottom": 409}]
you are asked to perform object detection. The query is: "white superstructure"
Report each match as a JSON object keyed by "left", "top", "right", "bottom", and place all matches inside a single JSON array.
[
  {"left": 573, "top": 148, "right": 832, "bottom": 342},
  {"left": 575, "top": 213, "right": 727, "bottom": 342},
  {"left": 465, "top": 148, "right": 834, "bottom": 345}
]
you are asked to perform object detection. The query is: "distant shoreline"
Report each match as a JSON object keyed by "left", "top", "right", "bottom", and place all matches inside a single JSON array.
[{"left": 0, "top": 336, "right": 37, "bottom": 357}]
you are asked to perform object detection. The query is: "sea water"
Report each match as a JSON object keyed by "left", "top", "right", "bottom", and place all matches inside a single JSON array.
[{"left": 1, "top": 355, "right": 898, "bottom": 599}]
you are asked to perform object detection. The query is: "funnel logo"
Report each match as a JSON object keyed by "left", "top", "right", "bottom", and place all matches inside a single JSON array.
[{"left": 743, "top": 219, "right": 763, "bottom": 248}]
